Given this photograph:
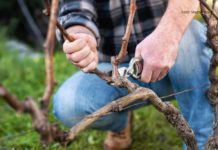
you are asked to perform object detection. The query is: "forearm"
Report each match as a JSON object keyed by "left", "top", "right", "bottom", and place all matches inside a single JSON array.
[
  {"left": 135, "top": 0, "right": 199, "bottom": 82},
  {"left": 155, "top": 0, "right": 199, "bottom": 44}
]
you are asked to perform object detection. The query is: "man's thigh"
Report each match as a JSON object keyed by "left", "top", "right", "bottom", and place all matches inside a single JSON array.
[
  {"left": 53, "top": 63, "right": 131, "bottom": 131},
  {"left": 168, "top": 20, "right": 213, "bottom": 150}
]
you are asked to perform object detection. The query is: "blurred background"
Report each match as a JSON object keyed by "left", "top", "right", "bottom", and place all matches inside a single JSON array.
[{"left": 0, "top": 0, "right": 47, "bottom": 48}]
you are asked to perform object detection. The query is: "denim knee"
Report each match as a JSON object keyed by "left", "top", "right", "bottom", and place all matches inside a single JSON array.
[
  {"left": 169, "top": 20, "right": 212, "bottom": 83},
  {"left": 53, "top": 82, "right": 128, "bottom": 131},
  {"left": 53, "top": 69, "right": 129, "bottom": 131},
  {"left": 53, "top": 85, "right": 83, "bottom": 127}
]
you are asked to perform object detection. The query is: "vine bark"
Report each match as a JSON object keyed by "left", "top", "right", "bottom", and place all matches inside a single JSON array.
[{"left": 200, "top": 0, "right": 218, "bottom": 149}]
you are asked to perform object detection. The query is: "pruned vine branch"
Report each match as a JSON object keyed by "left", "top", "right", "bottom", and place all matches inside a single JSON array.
[
  {"left": 61, "top": 87, "right": 197, "bottom": 149},
  {"left": 116, "top": 0, "right": 137, "bottom": 64},
  {"left": 0, "top": 84, "right": 66, "bottom": 145},
  {"left": 1, "top": 0, "right": 67, "bottom": 145},
  {"left": 40, "top": 0, "right": 58, "bottom": 114},
  {"left": 200, "top": 0, "right": 218, "bottom": 20},
  {"left": 0, "top": 84, "right": 25, "bottom": 112},
  {"left": 43, "top": 0, "right": 51, "bottom": 16},
  {"left": 199, "top": 0, "right": 218, "bottom": 149}
]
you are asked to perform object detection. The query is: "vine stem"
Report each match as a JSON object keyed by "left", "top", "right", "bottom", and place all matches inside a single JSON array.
[
  {"left": 40, "top": 0, "right": 59, "bottom": 113},
  {"left": 200, "top": 0, "right": 218, "bottom": 149}
]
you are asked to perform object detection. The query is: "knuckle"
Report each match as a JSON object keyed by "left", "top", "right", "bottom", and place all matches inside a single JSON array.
[
  {"left": 168, "top": 62, "right": 174, "bottom": 68},
  {"left": 87, "top": 52, "right": 94, "bottom": 62},
  {"left": 141, "top": 75, "right": 149, "bottom": 83},
  {"left": 85, "top": 48, "right": 92, "bottom": 56},
  {"left": 142, "top": 78, "right": 149, "bottom": 83},
  {"left": 79, "top": 57, "right": 91, "bottom": 67},
  {"left": 82, "top": 68, "right": 88, "bottom": 73},
  {"left": 145, "top": 61, "right": 155, "bottom": 68},
  {"left": 70, "top": 53, "right": 77, "bottom": 62},
  {"left": 152, "top": 62, "right": 167, "bottom": 69},
  {"left": 166, "top": 65, "right": 171, "bottom": 70},
  {"left": 88, "top": 62, "right": 97, "bottom": 71},
  {"left": 78, "top": 60, "right": 86, "bottom": 68},
  {"left": 77, "top": 39, "right": 86, "bottom": 49},
  {"left": 90, "top": 51, "right": 95, "bottom": 58},
  {"left": 85, "top": 46, "right": 92, "bottom": 53},
  {"left": 92, "top": 61, "right": 97, "bottom": 68},
  {"left": 150, "top": 79, "right": 155, "bottom": 83},
  {"left": 161, "top": 63, "right": 171, "bottom": 70},
  {"left": 151, "top": 63, "right": 159, "bottom": 69},
  {"left": 81, "top": 48, "right": 88, "bottom": 57}
]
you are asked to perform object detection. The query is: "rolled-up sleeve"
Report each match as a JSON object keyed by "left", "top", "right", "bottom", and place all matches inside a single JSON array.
[{"left": 56, "top": 0, "right": 100, "bottom": 45}]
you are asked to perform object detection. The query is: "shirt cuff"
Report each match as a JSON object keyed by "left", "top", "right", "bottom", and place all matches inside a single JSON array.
[{"left": 56, "top": 14, "right": 101, "bottom": 47}]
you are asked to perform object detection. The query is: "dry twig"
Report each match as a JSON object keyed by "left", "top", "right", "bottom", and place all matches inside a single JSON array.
[
  {"left": 40, "top": 0, "right": 59, "bottom": 113},
  {"left": 1, "top": 0, "right": 67, "bottom": 145},
  {"left": 43, "top": 0, "right": 51, "bottom": 16},
  {"left": 0, "top": 85, "right": 59, "bottom": 144},
  {"left": 200, "top": 0, "right": 218, "bottom": 149},
  {"left": 61, "top": 87, "right": 197, "bottom": 149},
  {"left": 116, "top": 0, "right": 137, "bottom": 64}
]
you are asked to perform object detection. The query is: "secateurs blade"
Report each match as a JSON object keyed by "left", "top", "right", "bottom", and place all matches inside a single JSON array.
[{"left": 118, "top": 57, "right": 143, "bottom": 79}]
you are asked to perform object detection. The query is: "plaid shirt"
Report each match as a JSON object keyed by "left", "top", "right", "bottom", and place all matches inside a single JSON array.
[{"left": 57, "top": 0, "right": 167, "bottom": 62}]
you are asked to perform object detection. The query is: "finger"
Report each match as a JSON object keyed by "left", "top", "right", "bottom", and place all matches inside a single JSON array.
[
  {"left": 82, "top": 61, "right": 97, "bottom": 72},
  {"left": 63, "top": 38, "right": 86, "bottom": 54},
  {"left": 134, "top": 45, "right": 141, "bottom": 58},
  {"left": 75, "top": 52, "right": 95, "bottom": 68},
  {"left": 93, "top": 51, "right": 99, "bottom": 63},
  {"left": 150, "top": 70, "right": 161, "bottom": 82},
  {"left": 157, "top": 68, "right": 169, "bottom": 81},
  {"left": 74, "top": 33, "right": 97, "bottom": 50},
  {"left": 141, "top": 66, "right": 152, "bottom": 83},
  {"left": 69, "top": 46, "right": 91, "bottom": 63},
  {"left": 87, "top": 35, "right": 97, "bottom": 51}
]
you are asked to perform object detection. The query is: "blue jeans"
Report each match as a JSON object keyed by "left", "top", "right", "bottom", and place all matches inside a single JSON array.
[{"left": 53, "top": 20, "right": 214, "bottom": 150}]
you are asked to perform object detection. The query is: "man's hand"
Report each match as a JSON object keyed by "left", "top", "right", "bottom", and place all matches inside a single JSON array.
[
  {"left": 63, "top": 33, "right": 98, "bottom": 72},
  {"left": 135, "top": 0, "right": 199, "bottom": 83},
  {"left": 135, "top": 30, "right": 179, "bottom": 83}
]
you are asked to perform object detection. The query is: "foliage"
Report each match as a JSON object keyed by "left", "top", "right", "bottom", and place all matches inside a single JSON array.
[{"left": 0, "top": 0, "right": 46, "bottom": 46}]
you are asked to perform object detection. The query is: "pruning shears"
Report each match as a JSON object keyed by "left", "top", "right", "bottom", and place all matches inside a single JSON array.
[{"left": 118, "top": 57, "right": 143, "bottom": 79}]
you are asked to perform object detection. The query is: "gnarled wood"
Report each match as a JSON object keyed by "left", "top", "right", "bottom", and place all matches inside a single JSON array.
[
  {"left": 62, "top": 87, "right": 197, "bottom": 149},
  {"left": 200, "top": 0, "right": 218, "bottom": 149}
]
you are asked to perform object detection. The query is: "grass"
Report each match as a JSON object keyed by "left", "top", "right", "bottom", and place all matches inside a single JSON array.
[{"left": 0, "top": 36, "right": 182, "bottom": 149}]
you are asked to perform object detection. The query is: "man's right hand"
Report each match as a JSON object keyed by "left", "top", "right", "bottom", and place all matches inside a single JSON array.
[{"left": 63, "top": 33, "right": 98, "bottom": 72}]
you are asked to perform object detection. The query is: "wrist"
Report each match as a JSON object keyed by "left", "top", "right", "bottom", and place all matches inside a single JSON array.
[
  {"left": 154, "top": 0, "right": 199, "bottom": 44},
  {"left": 153, "top": 24, "right": 181, "bottom": 48},
  {"left": 66, "top": 25, "right": 96, "bottom": 39}
]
